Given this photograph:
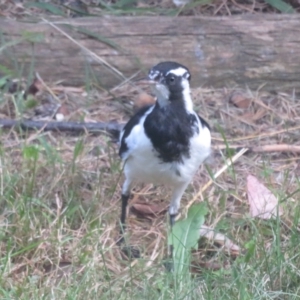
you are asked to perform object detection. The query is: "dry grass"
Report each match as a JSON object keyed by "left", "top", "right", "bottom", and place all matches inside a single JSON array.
[
  {"left": 0, "top": 1, "right": 300, "bottom": 298},
  {"left": 1, "top": 0, "right": 299, "bottom": 20},
  {"left": 1, "top": 75, "right": 300, "bottom": 298}
]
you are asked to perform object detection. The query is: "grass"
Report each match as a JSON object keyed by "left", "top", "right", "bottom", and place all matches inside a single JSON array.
[
  {"left": 1, "top": 0, "right": 299, "bottom": 19},
  {"left": 0, "top": 81, "right": 300, "bottom": 299},
  {"left": 1, "top": 152, "right": 300, "bottom": 300},
  {"left": 1, "top": 3, "right": 300, "bottom": 297}
]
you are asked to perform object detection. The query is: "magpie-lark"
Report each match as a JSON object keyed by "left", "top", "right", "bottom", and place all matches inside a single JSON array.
[{"left": 118, "top": 61, "right": 211, "bottom": 247}]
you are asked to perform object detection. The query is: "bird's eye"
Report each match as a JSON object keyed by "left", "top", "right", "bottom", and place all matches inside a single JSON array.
[{"left": 169, "top": 76, "right": 175, "bottom": 84}]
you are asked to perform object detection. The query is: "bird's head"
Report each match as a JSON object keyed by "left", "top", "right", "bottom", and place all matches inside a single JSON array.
[{"left": 148, "top": 61, "right": 191, "bottom": 107}]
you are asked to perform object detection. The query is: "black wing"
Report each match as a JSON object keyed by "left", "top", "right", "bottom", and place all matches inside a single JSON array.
[{"left": 197, "top": 114, "right": 210, "bottom": 131}]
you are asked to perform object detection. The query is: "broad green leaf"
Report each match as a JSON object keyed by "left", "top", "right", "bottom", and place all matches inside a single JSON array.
[
  {"left": 264, "top": 0, "right": 295, "bottom": 13},
  {"left": 168, "top": 203, "right": 208, "bottom": 274}
]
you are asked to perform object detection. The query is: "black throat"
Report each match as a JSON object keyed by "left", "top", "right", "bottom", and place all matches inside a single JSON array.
[{"left": 144, "top": 99, "right": 199, "bottom": 163}]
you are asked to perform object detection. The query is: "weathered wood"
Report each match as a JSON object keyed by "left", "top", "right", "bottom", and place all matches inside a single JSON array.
[{"left": 1, "top": 15, "right": 300, "bottom": 91}]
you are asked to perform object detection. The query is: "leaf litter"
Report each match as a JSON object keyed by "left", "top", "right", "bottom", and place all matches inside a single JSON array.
[
  {"left": 0, "top": 64, "right": 300, "bottom": 284},
  {"left": 247, "top": 174, "right": 283, "bottom": 219}
]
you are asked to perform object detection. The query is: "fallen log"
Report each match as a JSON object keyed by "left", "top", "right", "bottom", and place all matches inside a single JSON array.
[{"left": 1, "top": 15, "right": 300, "bottom": 91}]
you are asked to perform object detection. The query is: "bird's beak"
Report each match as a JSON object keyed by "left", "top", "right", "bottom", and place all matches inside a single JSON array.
[{"left": 135, "top": 77, "right": 157, "bottom": 85}]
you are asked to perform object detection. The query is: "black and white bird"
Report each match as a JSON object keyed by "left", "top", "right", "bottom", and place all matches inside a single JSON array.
[{"left": 118, "top": 61, "right": 211, "bottom": 247}]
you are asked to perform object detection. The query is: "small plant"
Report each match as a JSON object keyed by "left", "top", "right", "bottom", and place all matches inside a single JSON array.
[{"left": 168, "top": 203, "right": 207, "bottom": 277}]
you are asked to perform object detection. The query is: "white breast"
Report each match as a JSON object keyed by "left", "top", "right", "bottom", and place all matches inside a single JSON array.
[
  {"left": 122, "top": 112, "right": 211, "bottom": 187},
  {"left": 177, "top": 124, "right": 211, "bottom": 181}
]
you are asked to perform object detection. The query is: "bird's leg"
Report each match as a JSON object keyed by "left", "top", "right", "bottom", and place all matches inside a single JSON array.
[
  {"left": 117, "top": 192, "right": 130, "bottom": 245},
  {"left": 117, "top": 178, "right": 140, "bottom": 258},
  {"left": 170, "top": 213, "right": 177, "bottom": 227},
  {"left": 117, "top": 178, "right": 132, "bottom": 245},
  {"left": 168, "top": 213, "right": 177, "bottom": 258}
]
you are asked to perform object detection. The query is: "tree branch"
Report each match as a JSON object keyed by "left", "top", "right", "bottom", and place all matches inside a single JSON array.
[{"left": 0, "top": 119, "right": 124, "bottom": 140}]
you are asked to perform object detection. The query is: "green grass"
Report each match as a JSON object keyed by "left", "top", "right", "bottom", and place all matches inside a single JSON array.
[
  {"left": 0, "top": 126, "right": 299, "bottom": 299},
  {"left": 17, "top": 0, "right": 297, "bottom": 17},
  {"left": 1, "top": 7, "right": 300, "bottom": 296}
]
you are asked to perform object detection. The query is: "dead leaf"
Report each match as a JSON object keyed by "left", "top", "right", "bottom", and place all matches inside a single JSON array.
[
  {"left": 199, "top": 225, "right": 240, "bottom": 256},
  {"left": 241, "top": 108, "right": 267, "bottom": 123},
  {"left": 26, "top": 78, "right": 43, "bottom": 96},
  {"left": 131, "top": 202, "right": 167, "bottom": 217},
  {"left": 251, "top": 108, "right": 267, "bottom": 121},
  {"left": 229, "top": 92, "right": 251, "bottom": 109},
  {"left": 239, "top": 112, "right": 255, "bottom": 122},
  {"left": 247, "top": 175, "right": 283, "bottom": 219},
  {"left": 133, "top": 93, "right": 156, "bottom": 112}
]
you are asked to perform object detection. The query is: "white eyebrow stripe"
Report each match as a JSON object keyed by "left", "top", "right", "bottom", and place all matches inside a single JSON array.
[
  {"left": 167, "top": 67, "right": 188, "bottom": 77},
  {"left": 148, "top": 70, "right": 159, "bottom": 80}
]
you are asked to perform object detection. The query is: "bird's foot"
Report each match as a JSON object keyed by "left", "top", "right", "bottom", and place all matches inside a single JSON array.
[
  {"left": 163, "top": 258, "right": 174, "bottom": 272},
  {"left": 163, "top": 244, "right": 174, "bottom": 272},
  {"left": 117, "top": 236, "right": 141, "bottom": 259},
  {"left": 183, "top": 206, "right": 189, "bottom": 219}
]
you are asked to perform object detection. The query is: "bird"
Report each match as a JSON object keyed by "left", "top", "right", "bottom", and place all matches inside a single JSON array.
[{"left": 118, "top": 61, "right": 211, "bottom": 255}]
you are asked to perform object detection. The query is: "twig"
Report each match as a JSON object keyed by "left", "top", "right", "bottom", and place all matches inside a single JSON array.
[
  {"left": 252, "top": 96, "right": 288, "bottom": 120},
  {"left": 214, "top": 143, "right": 300, "bottom": 153},
  {"left": 0, "top": 119, "right": 124, "bottom": 139},
  {"left": 177, "top": 147, "right": 248, "bottom": 221},
  {"left": 251, "top": 144, "right": 300, "bottom": 153},
  {"left": 191, "top": 147, "right": 248, "bottom": 207},
  {"left": 41, "top": 18, "right": 125, "bottom": 80},
  {"left": 35, "top": 72, "right": 61, "bottom": 104},
  {"left": 213, "top": 125, "right": 300, "bottom": 142},
  {"left": 221, "top": 109, "right": 256, "bottom": 127}
]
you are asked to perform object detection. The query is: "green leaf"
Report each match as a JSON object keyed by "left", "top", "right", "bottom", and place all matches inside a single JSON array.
[
  {"left": 264, "top": 0, "right": 295, "bottom": 13},
  {"left": 168, "top": 203, "right": 208, "bottom": 274},
  {"left": 23, "top": 145, "right": 39, "bottom": 161},
  {"left": 0, "top": 76, "right": 9, "bottom": 88},
  {"left": 25, "top": 2, "right": 65, "bottom": 16},
  {"left": 24, "top": 98, "right": 38, "bottom": 109}
]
